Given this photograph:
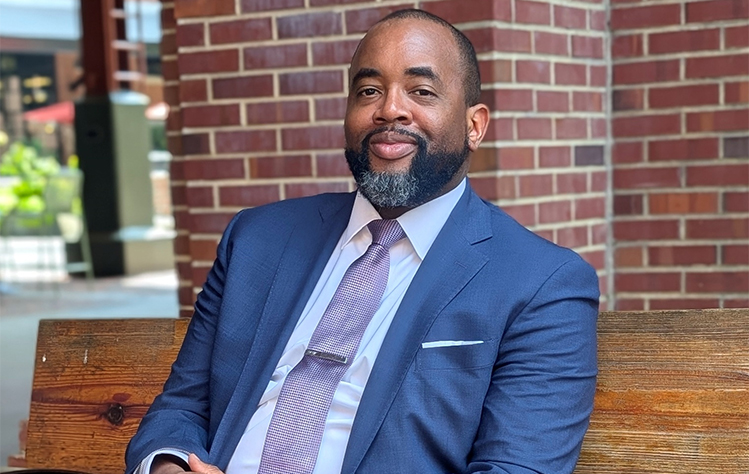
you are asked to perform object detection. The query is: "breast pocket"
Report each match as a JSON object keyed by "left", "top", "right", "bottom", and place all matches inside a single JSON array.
[{"left": 416, "top": 338, "right": 499, "bottom": 371}]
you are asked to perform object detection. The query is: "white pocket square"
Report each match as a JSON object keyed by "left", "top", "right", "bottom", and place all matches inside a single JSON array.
[{"left": 421, "top": 340, "right": 484, "bottom": 349}]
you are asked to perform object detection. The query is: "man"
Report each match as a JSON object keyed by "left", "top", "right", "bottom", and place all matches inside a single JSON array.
[{"left": 126, "top": 9, "right": 599, "bottom": 474}]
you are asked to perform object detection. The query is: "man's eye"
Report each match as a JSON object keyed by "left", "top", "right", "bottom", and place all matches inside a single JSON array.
[
  {"left": 413, "top": 89, "right": 435, "bottom": 97},
  {"left": 359, "top": 88, "right": 378, "bottom": 96}
]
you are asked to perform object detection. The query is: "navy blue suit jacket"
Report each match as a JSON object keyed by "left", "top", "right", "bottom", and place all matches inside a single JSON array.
[{"left": 125, "top": 183, "right": 599, "bottom": 474}]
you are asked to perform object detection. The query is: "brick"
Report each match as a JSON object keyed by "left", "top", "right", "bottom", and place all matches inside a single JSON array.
[
  {"left": 649, "top": 138, "right": 718, "bottom": 161},
  {"left": 166, "top": 109, "right": 181, "bottom": 133},
  {"left": 613, "top": 114, "right": 680, "bottom": 137},
  {"left": 539, "top": 200, "right": 571, "bottom": 224},
  {"left": 309, "top": 0, "right": 371, "bottom": 6},
  {"left": 590, "top": 10, "right": 607, "bottom": 30},
  {"left": 612, "top": 89, "right": 644, "bottom": 111},
  {"left": 171, "top": 180, "right": 186, "bottom": 204},
  {"left": 613, "top": 220, "right": 679, "bottom": 241},
  {"left": 219, "top": 184, "right": 280, "bottom": 207},
  {"left": 317, "top": 152, "right": 351, "bottom": 177},
  {"left": 557, "top": 172, "right": 588, "bottom": 194},
  {"left": 724, "top": 244, "right": 749, "bottom": 264},
  {"left": 556, "top": 226, "right": 588, "bottom": 248},
  {"left": 649, "top": 245, "right": 718, "bottom": 266},
  {"left": 280, "top": 71, "right": 344, "bottom": 95},
  {"left": 345, "top": 6, "right": 406, "bottom": 34},
  {"left": 724, "top": 136, "right": 749, "bottom": 158},
  {"left": 180, "top": 79, "right": 207, "bottom": 103},
  {"left": 471, "top": 176, "right": 517, "bottom": 200},
  {"left": 498, "top": 147, "right": 534, "bottom": 169},
  {"left": 615, "top": 194, "right": 644, "bottom": 216},
  {"left": 175, "top": 0, "right": 235, "bottom": 18},
  {"left": 556, "top": 118, "right": 588, "bottom": 139},
  {"left": 649, "top": 29, "right": 720, "bottom": 55},
  {"left": 516, "top": 0, "right": 550, "bottom": 24},
  {"left": 163, "top": 84, "right": 179, "bottom": 106},
  {"left": 182, "top": 104, "right": 240, "bottom": 128},
  {"left": 213, "top": 75, "right": 274, "bottom": 99},
  {"left": 686, "top": 272, "right": 749, "bottom": 293},
  {"left": 210, "top": 18, "right": 273, "bottom": 44},
  {"left": 161, "top": 32, "right": 176, "bottom": 58},
  {"left": 614, "top": 167, "right": 680, "bottom": 189},
  {"left": 613, "top": 141, "right": 643, "bottom": 164},
  {"left": 650, "top": 299, "right": 721, "bottom": 310},
  {"left": 592, "top": 119, "right": 607, "bottom": 139},
  {"left": 591, "top": 171, "right": 607, "bottom": 191},
  {"left": 464, "top": 28, "right": 494, "bottom": 53},
  {"left": 422, "top": 0, "right": 512, "bottom": 24},
  {"left": 479, "top": 60, "right": 513, "bottom": 83},
  {"left": 615, "top": 272, "right": 681, "bottom": 292},
  {"left": 537, "top": 91, "right": 569, "bottom": 112},
  {"left": 247, "top": 101, "right": 309, "bottom": 125},
  {"left": 687, "top": 164, "right": 749, "bottom": 186},
  {"left": 244, "top": 43, "right": 307, "bottom": 69},
  {"left": 725, "top": 298, "right": 749, "bottom": 308},
  {"left": 492, "top": 28, "right": 533, "bottom": 53},
  {"left": 686, "top": 0, "right": 749, "bottom": 23},
  {"left": 519, "top": 175, "right": 553, "bottom": 197},
  {"left": 241, "top": 0, "right": 304, "bottom": 12},
  {"left": 503, "top": 204, "right": 536, "bottom": 226},
  {"left": 215, "top": 130, "right": 276, "bottom": 154},
  {"left": 535, "top": 229, "right": 554, "bottom": 242},
  {"left": 555, "top": 63, "right": 586, "bottom": 85},
  {"left": 650, "top": 193, "right": 718, "bottom": 214},
  {"left": 517, "top": 118, "right": 552, "bottom": 139},
  {"left": 312, "top": 40, "right": 360, "bottom": 66},
  {"left": 183, "top": 158, "right": 245, "bottom": 180},
  {"left": 575, "top": 197, "right": 605, "bottom": 220},
  {"left": 610, "top": 4, "right": 681, "bottom": 29},
  {"left": 185, "top": 187, "right": 214, "bottom": 208},
  {"left": 190, "top": 239, "right": 219, "bottom": 262},
  {"left": 649, "top": 84, "right": 720, "bottom": 109},
  {"left": 162, "top": 59, "right": 178, "bottom": 82},
  {"left": 572, "top": 36, "right": 603, "bottom": 58},
  {"left": 179, "top": 49, "right": 238, "bottom": 74},
  {"left": 613, "top": 60, "right": 679, "bottom": 84},
  {"left": 492, "top": 89, "right": 534, "bottom": 111},
  {"left": 285, "top": 182, "right": 350, "bottom": 199},
  {"left": 250, "top": 155, "right": 312, "bottom": 178},
  {"left": 615, "top": 246, "right": 643, "bottom": 267},
  {"left": 516, "top": 60, "right": 551, "bottom": 84},
  {"left": 182, "top": 133, "right": 210, "bottom": 155},
  {"left": 282, "top": 125, "right": 345, "bottom": 150},
  {"left": 539, "top": 146, "right": 571, "bottom": 167},
  {"left": 484, "top": 118, "right": 514, "bottom": 141},
  {"left": 726, "top": 24, "right": 749, "bottom": 48},
  {"left": 725, "top": 192, "right": 749, "bottom": 212},
  {"left": 687, "top": 109, "right": 749, "bottom": 132},
  {"left": 575, "top": 145, "right": 603, "bottom": 166},
  {"left": 161, "top": 7, "right": 176, "bottom": 30},
  {"left": 470, "top": 147, "right": 500, "bottom": 173},
  {"left": 315, "top": 97, "right": 347, "bottom": 121},
  {"left": 612, "top": 34, "right": 643, "bottom": 58},
  {"left": 687, "top": 218, "right": 749, "bottom": 239},
  {"left": 686, "top": 54, "right": 749, "bottom": 78},
  {"left": 615, "top": 299, "right": 644, "bottom": 311},
  {"left": 554, "top": 5, "right": 586, "bottom": 29},
  {"left": 534, "top": 32, "right": 569, "bottom": 56},
  {"left": 590, "top": 66, "right": 606, "bottom": 87},
  {"left": 278, "top": 12, "right": 342, "bottom": 39},
  {"left": 573, "top": 91, "right": 603, "bottom": 112},
  {"left": 176, "top": 24, "right": 204, "bottom": 47},
  {"left": 725, "top": 81, "right": 749, "bottom": 103}
]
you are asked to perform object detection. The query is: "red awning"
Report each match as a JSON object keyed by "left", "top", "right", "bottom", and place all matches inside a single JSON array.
[{"left": 23, "top": 101, "right": 75, "bottom": 124}]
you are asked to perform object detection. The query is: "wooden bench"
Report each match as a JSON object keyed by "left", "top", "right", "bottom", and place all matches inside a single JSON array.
[{"left": 19, "top": 309, "right": 749, "bottom": 473}]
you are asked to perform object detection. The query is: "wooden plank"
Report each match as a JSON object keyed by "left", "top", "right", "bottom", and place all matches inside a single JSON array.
[
  {"left": 575, "top": 309, "right": 749, "bottom": 474},
  {"left": 25, "top": 318, "right": 189, "bottom": 474}
]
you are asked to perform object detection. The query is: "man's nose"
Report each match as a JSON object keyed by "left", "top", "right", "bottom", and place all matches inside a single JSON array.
[{"left": 373, "top": 90, "right": 412, "bottom": 125}]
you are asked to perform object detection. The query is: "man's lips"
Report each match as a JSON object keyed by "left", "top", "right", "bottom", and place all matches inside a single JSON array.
[{"left": 368, "top": 132, "right": 418, "bottom": 160}]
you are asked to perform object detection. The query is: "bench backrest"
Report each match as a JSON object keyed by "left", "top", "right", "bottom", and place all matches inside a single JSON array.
[{"left": 25, "top": 310, "right": 749, "bottom": 473}]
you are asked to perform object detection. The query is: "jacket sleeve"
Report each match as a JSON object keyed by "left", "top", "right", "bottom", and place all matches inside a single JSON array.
[
  {"left": 124, "top": 211, "right": 245, "bottom": 474},
  {"left": 465, "top": 256, "right": 600, "bottom": 474}
]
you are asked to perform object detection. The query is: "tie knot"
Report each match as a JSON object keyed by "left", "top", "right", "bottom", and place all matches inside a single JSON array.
[{"left": 367, "top": 219, "right": 405, "bottom": 249}]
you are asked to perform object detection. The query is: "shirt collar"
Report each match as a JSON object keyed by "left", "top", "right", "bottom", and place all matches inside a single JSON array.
[{"left": 341, "top": 178, "right": 467, "bottom": 260}]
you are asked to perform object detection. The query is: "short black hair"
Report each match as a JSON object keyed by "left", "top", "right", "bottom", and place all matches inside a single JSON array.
[{"left": 375, "top": 9, "right": 482, "bottom": 106}]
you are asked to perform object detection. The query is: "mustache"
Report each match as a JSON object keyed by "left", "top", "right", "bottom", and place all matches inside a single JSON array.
[{"left": 361, "top": 126, "right": 427, "bottom": 150}]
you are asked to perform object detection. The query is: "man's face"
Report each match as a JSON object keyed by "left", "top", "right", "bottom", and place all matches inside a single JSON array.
[{"left": 344, "top": 19, "right": 475, "bottom": 210}]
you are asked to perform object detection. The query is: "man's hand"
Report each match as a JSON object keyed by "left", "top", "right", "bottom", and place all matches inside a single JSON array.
[{"left": 188, "top": 453, "right": 225, "bottom": 474}]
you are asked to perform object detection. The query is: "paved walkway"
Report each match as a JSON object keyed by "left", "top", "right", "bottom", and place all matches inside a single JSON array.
[{"left": 0, "top": 239, "right": 180, "bottom": 465}]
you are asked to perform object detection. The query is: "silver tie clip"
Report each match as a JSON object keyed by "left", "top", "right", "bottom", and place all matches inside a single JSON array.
[{"left": 305, "top": 349, "right": 348, "bottom": 364}]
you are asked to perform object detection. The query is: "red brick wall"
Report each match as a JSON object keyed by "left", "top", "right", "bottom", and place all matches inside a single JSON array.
[
  {"left": 611, "top": 0, "right": 749, "bottom": 310},
  {"left": 159, "top": 0, "right": 612, "bottom": 315}
]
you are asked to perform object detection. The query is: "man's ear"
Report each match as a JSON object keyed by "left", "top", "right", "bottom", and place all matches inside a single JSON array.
[{"left": 466, "top": 103, "right": 490, "bottom": 152}]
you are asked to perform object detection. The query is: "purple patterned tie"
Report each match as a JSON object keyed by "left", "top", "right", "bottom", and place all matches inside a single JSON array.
[{"left": 257, "top": 219, "right": 406, "bottom": 474}]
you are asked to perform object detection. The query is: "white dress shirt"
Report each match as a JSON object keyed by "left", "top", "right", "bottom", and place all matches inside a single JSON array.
[{"left": 137, "top": 179, "right": 466, "bottom": 474}]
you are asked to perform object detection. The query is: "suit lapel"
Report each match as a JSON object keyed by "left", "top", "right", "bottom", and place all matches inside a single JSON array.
[
  {"left": 341, "top": 186, "right": 493, "bottom": 474},
  {"left": 211, "top": 194, "right": 354, "bottom": 467}
]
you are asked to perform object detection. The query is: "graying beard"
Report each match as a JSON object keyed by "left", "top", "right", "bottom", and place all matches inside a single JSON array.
[{"left": 356, "top": 170, "right": 419, "bottom": 208}]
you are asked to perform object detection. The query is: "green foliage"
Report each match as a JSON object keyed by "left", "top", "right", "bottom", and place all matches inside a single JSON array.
[{"left": 0, "top": 141, "right": 61, "bottom": 217}]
